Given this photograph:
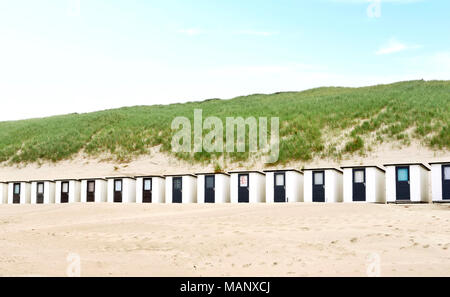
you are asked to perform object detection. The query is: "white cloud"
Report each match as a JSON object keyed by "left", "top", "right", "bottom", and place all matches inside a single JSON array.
[{"left": 375, "top": 38, "right": 422, "bottom": 55}]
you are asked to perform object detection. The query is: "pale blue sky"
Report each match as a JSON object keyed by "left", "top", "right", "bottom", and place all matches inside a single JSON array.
[{"left": 0, "top": 0, "right": 449, "bottom": 120}]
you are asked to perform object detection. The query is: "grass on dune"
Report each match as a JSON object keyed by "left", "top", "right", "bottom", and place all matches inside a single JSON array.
[{"left": 0, "top": 80, "right": 449, "bottom": 165}]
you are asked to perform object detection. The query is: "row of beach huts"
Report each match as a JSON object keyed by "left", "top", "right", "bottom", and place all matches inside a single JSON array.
[{"left": 0, "top": 162, "right": 449, "bottom": 205}]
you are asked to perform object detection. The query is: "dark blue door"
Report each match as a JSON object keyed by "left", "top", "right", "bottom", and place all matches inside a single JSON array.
[
  {"left": 143, "top": 178, "right": 152, "bottom": 203},
  {"left": 205, "top": 175, "right": 215, "bottom": 203},
  {"left": 13, "top": 183, "right": 21, "bottom": 204},
  {"left": 442, "top": 165, "right": 450, "bottom": 200},
  {"left": 36, "top": 182, "right": 44, "bottom": 204},
  {"left": 274, "top": 173, "right": 286, "bottom": 202},
  {"left": 313, "top": 171, "right": 325, "bottom": 202},
  {"left": 87, "top": 181, "right": 95, "bottom": 202},
  {"left": 61, "top": 182, "right": 69, "bottom": 203},
  {"left": 396, "top": 166, "right": 410, "bottom": 201},
  {"left": 238, "top": 174, "right": 249, "bottom": 203},
  {"left": 113, "top": 179, "right": 123, "bottom": 203},
  {"left": 353, "top": 169, "right": 366, "bottom": 202},
  {"left": 173, "top": 177, "right": 182, "bottom": 203}
]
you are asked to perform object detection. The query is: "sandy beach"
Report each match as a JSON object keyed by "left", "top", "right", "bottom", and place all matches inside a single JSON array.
[{"left": 0, "top": 203, "right": 449, "bottom": 277}]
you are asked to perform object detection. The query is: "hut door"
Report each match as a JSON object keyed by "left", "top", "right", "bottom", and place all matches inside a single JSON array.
[
  {"left": 37, "top": 183, "right": 44, "bottom": 204},
  {"left": 205, "top": 175, "right": 215, "bottom": 203},
  {"left": 87, "top": 181, "right": 95, "bottom": 202},
  {"left": 352, "top": 169, "right": 366, "bottom": 202},
  {"left": 238, "top": 174, "right": 249, "bottom": 203},
  {"left": 13, "top": 183, "right": 21, "bottom": 204},
  {"left": 114, "top": 180, "right": 123, "bottom": 203},
  {"left": 61, "top": 182, "right": 69, "bottom": 203},
  {"left": 143, "top": 178, "right": 152, "bottom": 203},
  {"left": 442, "top": 165, "right": 450, "bottom": 200},
  {"left": 313, "top": 171, "right": 325, "bottom": 202},
  {"left": 172, "top": 177, "right": 182, "bottom": 203},
  {"left": 274, "top": 173, "right": 286, "bottom": 202},
  {"left": 396, "top": 167, "right": 410, "bottom": 201}
]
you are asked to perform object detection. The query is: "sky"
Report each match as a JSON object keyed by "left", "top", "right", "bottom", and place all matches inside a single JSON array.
[{"left": 0, "top": 0, "right": 449, "bottom": 121}]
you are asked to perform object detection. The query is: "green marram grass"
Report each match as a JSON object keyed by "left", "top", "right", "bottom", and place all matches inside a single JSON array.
[{"left": 0, "top": 80, "right": 449, "bottom": 165}]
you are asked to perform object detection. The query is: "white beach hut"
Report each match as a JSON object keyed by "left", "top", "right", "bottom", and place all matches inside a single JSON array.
[
  {"left": 342, "top": 166, "right": 386, "bottom": 203},
  {"left": 31, "top": 180, "right": 56, "bottom": 204},
  {"left": 8, "top": 181, "right": 31, "bottom": 204},
  {"left": 384, "top": 163, "right": 430, "bottom": 203},
  {"left": 429, "top": 162, "right": 450, "bottom": 203},
  {"left": 55, "top": 179, "right": 81, "bottom": 204},
  {"left": 196, "top": 172, "right": 230, "bottom": 204},
  {"left": 229, "top": 171, "right": 266, "bottom": 203},
  {"left": 264, "top": 169, "right": 303, "bottom": 203},
  {"left": 303, "top": 168, "right": 343, "bottom": 203},
  {"left": 0, "top": 182, "right": 8, "bottom": 204},
  {"left": 165, "top": 174, "right": 197, "bottom": 204},
  {"left": 80, "top": 178, "right": 107, "bottom": 203},
  {"left": 106, "top": 177, "right": 136, "bottom": 203},
  {"left": 135, "top": 175, "right": 166, "bottom": 203}
]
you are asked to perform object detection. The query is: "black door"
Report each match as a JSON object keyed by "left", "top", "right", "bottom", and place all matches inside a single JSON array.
[
  {"left": 143, "top": 178, "right": 152, "bottom": 203},
  {"left": 36, "top": 182, "right": 44, "bottom": 204},
  {"left": 442, "top": 165, "right": 450, "bottom": 200},
  {"left": 173, "top": 177, "right": 182, "bottom": 203},
  {"left": 13, "top": 183, "right": 21, "bottom": 204},
  {"left": 396, "top": 166, "right": 410, "bottom": 201},
  {"left": 274, "top": 173, "right": 286, "bottom": 202},
  {"left": 61, "top": 182, "right": 69, "bottom": 203},
  {"left": 353, "top": 169, "right": 366, "bottom": 202},
  {"left": 238, "top": 174, "right": 249, "bottom": 203},
  {"left": 87, "top": 181, "right": 95, "bottom": 202},
  {"left": 114, "top": 179, "right": 123, "bottom": 203},
  {"left": 205, "top": 175, "right": 215, "bottom": 203},
  {"left": 313, "top": 171, "right": 325, "bottom": 202}
]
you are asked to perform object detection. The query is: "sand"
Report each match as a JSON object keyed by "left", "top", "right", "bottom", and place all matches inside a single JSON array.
[
  {"left": 0, "top": 203, "right": 449, "bottom": 277},
  {"left": 0, "top": 143, "right": 449, "bottom": 276}
]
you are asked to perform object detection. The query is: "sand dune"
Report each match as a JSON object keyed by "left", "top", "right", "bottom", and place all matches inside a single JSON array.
[{"left": 0, "top": 203, "right": 449, "bottom": 277}]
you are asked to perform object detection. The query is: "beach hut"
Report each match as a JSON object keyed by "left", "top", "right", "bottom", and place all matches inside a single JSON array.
[
  {"left": 384, "top": 163, "right": 430, "bottom": 203},
  {"left": 8, "top": 181, "right": 31, "bottom": 204},
  {"left": 196, "top": 172, "right": 230, "bottom": 203},
  {"left": 342, "top": 166, "right": 386, "bottom": 203},
  {"left": 80, "top": 178, "right": 107, "bottom": 203},
  {"left": 303, "top": 168, "right": 343, "bottom": 203},
  {"left": 55, "top": 179, "right": 81, "bottom": 203},
  {"left": 229, "top": 171, "right": 265, "bottom": 203},
  {"left": 0, "top": 182, "right": 7, "bottom": 204},
  {"left": 31, "top": 180, "right": 56, "bottom": 204},
  {"left": 429, "top": 162, "right": 450, "bottom": 203},
  {"left": 135, "top": 176, "right": 166, "bottom": 203},
  {"left": 264, "top": 169, "right": 303, "bottom": 203},
  {"left": 165, "top": 174, "right": 197, "bottom": 204},
  {"left": 106, "top": 177, "right": 136, "bottom": 203}
]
